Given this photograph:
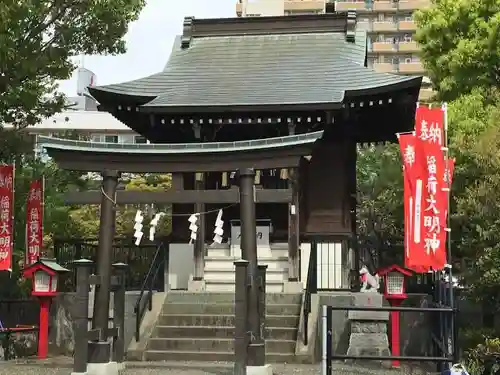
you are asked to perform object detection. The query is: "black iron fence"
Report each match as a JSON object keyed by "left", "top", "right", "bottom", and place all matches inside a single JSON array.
[
  {"left": 54, "top": 237, "right": 167, "bottom": 291},
  {"left": 321, "top": 303, "right": 457, "bottom": 374},
  {"left": 0, "top": 299, "right": 40, "bottom": 360}
]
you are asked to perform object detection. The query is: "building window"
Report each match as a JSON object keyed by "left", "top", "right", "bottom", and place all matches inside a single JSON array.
[
  {"left": 91, "top": 134, "right": 103, "bottom": 143},
  {"left": 134, "top": 136, "right": 147, "bottom": 144},
  {"left": 384, "top": 55, "right": 394, "bottom": 63},
  {"left": 403, "top": 34, "right": 413, "bottom": 42},
  {"left": 104, "top": 135, "right": 118, "bottom": 143},
  {"left": 119, "top": 134, "right": 134, "bottom": 144}
]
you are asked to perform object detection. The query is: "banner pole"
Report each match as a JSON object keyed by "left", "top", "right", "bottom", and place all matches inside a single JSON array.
[
  {"left": 10, "top": 162, "right": 15, "bottom": 274},
  {"left": 442, "top": 102, "right": 455, "bottom": 365},
  {"left": 42, "top": 175, "right": 45, "bottom": 258}
]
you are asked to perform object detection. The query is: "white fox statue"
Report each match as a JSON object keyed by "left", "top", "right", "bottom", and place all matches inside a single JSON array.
[{"left": 359, "top": 265, "right": 380, "bottom": 293}]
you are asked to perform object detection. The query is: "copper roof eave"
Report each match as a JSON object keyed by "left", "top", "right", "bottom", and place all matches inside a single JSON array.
[
  {"left": 44, "top": 142, "right": 316, "bottom": 173},
  {"left": 343, "top": 76, "right": 423, "bottom": 98},
  {"left": 138, "top": 102, "right": 343, "bottom": 114},
  {"left": 88, "top": 87, "right": 156, "bottom": 106}
]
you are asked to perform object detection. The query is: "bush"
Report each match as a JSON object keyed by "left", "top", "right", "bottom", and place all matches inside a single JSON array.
[{"left": 465, "top": 337, "right": 500, "bottom": 374}]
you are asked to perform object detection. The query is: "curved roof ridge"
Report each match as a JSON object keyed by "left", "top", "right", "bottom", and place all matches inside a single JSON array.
[{"left": 38, "top": 131, "right": 324, "bottom": 154}]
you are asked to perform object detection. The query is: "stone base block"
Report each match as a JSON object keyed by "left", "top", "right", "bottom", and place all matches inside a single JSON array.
[
  {"left": 353, "top": 292, "right": 383, "bottom": 307},
  {"left": 348, "top": 310, "right": 389, "bottom": 321},
  {"left": 188, "top": 279, "right": 206, "bottom": 292},
  {"left": 283, "top": 281, "right": 303, "bottom": 293},
  {"left": 347, "top": 346, "right": 391, "bottom": 357},
  {"left": 349, "top": 333, "right": 389, "bottom": 348},
  {"left": 87, "top": 361, "right": 119, "bottom": 375},
  {"left": 247, "top": 364, "right": 273, "bottom": 375},
  {"left": 349, "top": 293, "right": 389, "bottom": 321},
  {"left": 116, "top": 362, "right": 126, "bottom": 371},
  {"left": 351, "top": 321, "right": 387, "bottom": 333}
]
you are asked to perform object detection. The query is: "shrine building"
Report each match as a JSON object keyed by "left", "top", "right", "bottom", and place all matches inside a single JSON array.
[{"left": 40, "top": 12, "right": 421, "bottom": 293}]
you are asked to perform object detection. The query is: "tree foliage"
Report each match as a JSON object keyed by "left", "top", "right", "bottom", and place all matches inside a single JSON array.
[
  {"left": 414, "top": 0, "right": 500, "bottom": 101},
  {"left": 70, "top": 174, "right": 172, "bottom": 238},
  {"left": 0, "top": 0, "right": 145, "bottom": 128}
]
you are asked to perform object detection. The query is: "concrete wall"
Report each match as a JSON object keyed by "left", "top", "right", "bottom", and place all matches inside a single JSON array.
[
  {"left": 48, "top": 291, "right": 141, "bottom": 356},
  {"left": 169, "top": 243, "right": 194, "bottom": 290}
]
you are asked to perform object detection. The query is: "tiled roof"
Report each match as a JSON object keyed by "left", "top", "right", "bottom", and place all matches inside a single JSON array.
[{"left": 89, "top": 13, "right": 421, "bottom": 110}]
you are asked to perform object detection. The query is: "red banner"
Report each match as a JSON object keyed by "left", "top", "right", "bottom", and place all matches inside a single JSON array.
[
  {"left": 0, "top": 166, "right": 14, "bottom": 271},
  {"left": 398, "top": 133, "right": 430, "bottom": 272},
  {"left": 415, "top": 106, "right": 447, "bottom": 270},
  {"left": 26, "top": 179, "right": 43, "bottom": 265}
]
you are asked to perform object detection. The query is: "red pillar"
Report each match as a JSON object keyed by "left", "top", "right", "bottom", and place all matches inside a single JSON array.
[
  {"left": 38, "top": 298, "right": 51, "bottom": 359},
  {"left": 390, "top": 299, "right": 403, "bottom": 368}
]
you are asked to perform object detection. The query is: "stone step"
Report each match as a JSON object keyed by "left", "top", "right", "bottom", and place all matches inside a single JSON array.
[
  {"left": 143, "top": 350, "right": 297, "bottom": 363},
  {"left": 205, "top": 246, "right": 231, "bottom": 257},
  {"left": 154, "top": 325, "right": 297, "bottom": 341},
  {"left": 204, "top": 256, "right": 290, "bottom": 270},
  {"left": 164, "top": 292, "right": 302, "bottom": 305},
  {"left": 205, "top": 279, "right": 284, "bottom": 293},
  {"left": 147, "top": 338, "right": 295, "bottom": 354},
  {"left": 163, "top": 302, "right": 300, "bottom": 316},
  {"left": 158, "top": 314, "right": 299, "bottom": 328},
  {"left": 204, "top": 268, "right": 288, "bottom": 282}
]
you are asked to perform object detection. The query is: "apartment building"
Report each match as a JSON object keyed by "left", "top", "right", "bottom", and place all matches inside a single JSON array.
[{"left": 236, "top": 0, "right": 433, "bottom": 99}]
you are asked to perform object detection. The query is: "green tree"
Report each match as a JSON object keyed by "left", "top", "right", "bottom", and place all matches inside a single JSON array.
[
  {"left": 356, "top": 144, "right": 405, "bottom": 268},
  {"left": 446, "top": 92, "right": 500, "bottom": 302},
  {"left": 0, "top": 0, "right": 145, "bottom": 128},
  {"left": 414, "top": 0, "right": 500, "bottom": 101},
  {"left": 70, "top": 174, "right": 172, "bottom": 238}
]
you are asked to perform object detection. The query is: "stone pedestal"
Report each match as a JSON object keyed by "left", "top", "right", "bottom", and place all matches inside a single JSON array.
[{"left": 346, "top": 293, "right": 390, "bottom": 367}]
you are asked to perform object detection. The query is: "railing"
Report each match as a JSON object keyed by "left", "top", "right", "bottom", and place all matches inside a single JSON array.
[
  {"left": 302, "top": 239, "right": 318, "bottom": 346},
  {"left": 134, "top": 241, "right": 168, "bottom": 342},
  {"left": 0, "top": 300, "right": 40, "bottom": 360},
  {"left": 54, "top": 237, "right": 163, "bottom": 291},
  {"left": 321, "top": 304, "right": 457, "bottom": 375}
]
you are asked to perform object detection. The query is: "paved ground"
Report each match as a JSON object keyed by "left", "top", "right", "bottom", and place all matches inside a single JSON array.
[{"left": 0, "top": 358, "right": 440, "bottom": 375}]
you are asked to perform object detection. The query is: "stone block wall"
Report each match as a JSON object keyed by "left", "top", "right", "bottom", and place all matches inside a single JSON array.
[{"left": 48, "top": 291, "right": 141, "bottom": 356}]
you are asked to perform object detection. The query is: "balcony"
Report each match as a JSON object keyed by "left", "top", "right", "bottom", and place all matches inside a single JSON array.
[
  {"left": 399, "top": 62, "right": 425, "bottom": 74},
  {"left": 285, "top": 0, "right": 325, "bottom": 12},
  {"left": 335, "top": 2, "right": 370, "bottom": 11},
  {"left": 399, "top": 0, "right": 430, "bottom": 10},
  {"left": 373, "top": 62, "right": 396, "bottom": 73},
  {"left": 372, "top": 42, "right": 397, "bottom": 52},
  {"left": 373, "top": 1, "right": 398, "bottom": 11},
  {"left": 398, "top": 20, "right": 417, "bottom": 31},
  {"left": 398, "top": 41, "right": 419, "bottom": 52},
  {"left": 372, "top": 21, "right": 398, "bottom": 32}
]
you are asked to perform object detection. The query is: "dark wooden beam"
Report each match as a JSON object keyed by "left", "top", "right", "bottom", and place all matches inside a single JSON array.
[{"left": 64, "top": 188, "right": 292, "bottom": 205}]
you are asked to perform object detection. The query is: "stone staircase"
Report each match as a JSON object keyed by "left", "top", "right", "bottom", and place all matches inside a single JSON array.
[
  {"left": 204, "top": 243, "right": 290, "bottom": 293},
  {"left": 143, "top": 291, "right": 301, "bottom": 362}
]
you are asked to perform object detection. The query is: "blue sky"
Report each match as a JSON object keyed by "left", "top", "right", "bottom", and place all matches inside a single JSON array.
[{"left": 58, "top": 0, "right": 235, "bottom": 95}]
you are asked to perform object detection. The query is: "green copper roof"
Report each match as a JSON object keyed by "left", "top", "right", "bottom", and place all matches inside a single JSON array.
[
  {"left": 38, "top": 131, "right": 323, "bottom": 154},
  {"left": 88, "top": 14, "right": 421, "bottom": 111}
]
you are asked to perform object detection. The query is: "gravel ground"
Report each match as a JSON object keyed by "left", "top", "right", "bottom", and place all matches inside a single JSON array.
[{"left": 0, "top": 358, "right": 439, "bottom": 375}]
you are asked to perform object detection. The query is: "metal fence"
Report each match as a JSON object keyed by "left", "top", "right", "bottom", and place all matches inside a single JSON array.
[
  {"left": 321, "top": 304, "right": 457, "bottom": 375},
  {"left": 0, "top": 299, "right": 40, "bottom": 360},
  {"left": 54, "top": 237, "right": 166, "bottom": 291}
]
